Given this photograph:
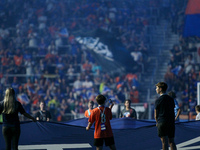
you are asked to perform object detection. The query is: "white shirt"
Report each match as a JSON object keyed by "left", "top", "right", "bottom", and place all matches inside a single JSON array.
[{"left": 196, "top": 113, "right": 200, "bottom": 120}]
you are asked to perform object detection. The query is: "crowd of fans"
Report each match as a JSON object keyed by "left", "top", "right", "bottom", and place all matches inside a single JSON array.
[
  {"left": 0, "top": 0, "right": 159, "bottom": 121},
  {"left": 164, "top": 0, "right": 200, "bottom": 115},
  {"left": 1, "top": 0, "right": 197, "bottom": 121}
]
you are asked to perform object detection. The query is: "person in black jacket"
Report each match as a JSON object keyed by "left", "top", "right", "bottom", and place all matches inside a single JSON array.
[
  {"left": 35, "top": 101, "right": 51, "bottom": 121},
  {"left": 0, "top": 88, "right": 36, "bottom": 150},
  {"left": 154, "top": 82, "right": 177, "bottom": 150}
]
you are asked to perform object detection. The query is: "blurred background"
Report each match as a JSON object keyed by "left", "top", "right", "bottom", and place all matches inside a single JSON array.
[{"left": 0, "top": 0, "right": 199, "bottom": 122}]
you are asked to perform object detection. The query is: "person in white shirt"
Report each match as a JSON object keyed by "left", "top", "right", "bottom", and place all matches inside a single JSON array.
[{"left": 195, "top": 105, "right": 200, "bottom": 120}]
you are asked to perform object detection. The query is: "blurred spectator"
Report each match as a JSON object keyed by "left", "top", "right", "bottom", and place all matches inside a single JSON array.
[
  {"left": 11, "top": 77, "right": 20, "bottom": 94},
  {"left": 184, "top": 54, "right": 195, "bottom": 74},
  {"left": 58, "top": 98, "right": 71, "bottom": 121},
  {"left": 130, "top": 86, "right": 139, "bottom": 103},
  {"left": 48, "top": 96, "right": 60, "bottom": 121},
  {"left": 73, "top": 76, "right": 82, "bottom": 96},
  {"left": 13, "top": 49, "right": 23, "bottom": 74},
  {"left": 82, "top": 60, "right": 92, "bottom": 74}
]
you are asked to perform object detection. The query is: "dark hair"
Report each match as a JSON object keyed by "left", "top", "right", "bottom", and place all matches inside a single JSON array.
[
  {"left": 96, "top": 94, "right": 106, "bottom": 105},
  {"left": 89, "top": 101, "right": 94, "bottom": 105},
  {"left": 155, "top": 82, "right": 168, "bottom": 92},
  {"left": 168, "top": 91, "right": 176, "bottom": 98},
  {"left": 195, "top": 105, "right": 200, "bottom": 112},
  {"left": 125, "top": 99, "right": 131, "bottom": 104}
]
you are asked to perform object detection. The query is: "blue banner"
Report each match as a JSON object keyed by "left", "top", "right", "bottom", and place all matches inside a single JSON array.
[
  {"left": 184, "top": 14, "right": 200, "bottom": 37},
  {"left": 1, "top": 118, "right": 200, "bottom": 150}
]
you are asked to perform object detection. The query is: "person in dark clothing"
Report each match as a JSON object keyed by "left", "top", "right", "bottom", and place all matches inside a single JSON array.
[
  {"left": 0, "top": 88, "right": 36, "bottom": 150},
  {"left": 35, "top": 101, "right": 51, "bottom": 121},
  {"left": 120, "top": 99, "right": 137, "bottom": 119},
  {"left": 154, "top": 82, "right": 177, "bottom": 150}
]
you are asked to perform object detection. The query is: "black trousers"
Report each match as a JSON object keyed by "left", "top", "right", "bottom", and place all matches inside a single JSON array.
[{"left": 2, "top": 126, "right": 20, "bottom": 150}]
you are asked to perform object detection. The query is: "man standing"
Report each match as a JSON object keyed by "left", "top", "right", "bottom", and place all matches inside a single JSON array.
[
  {"left": 154, "top": 82, "right": 177, "bottom": 150},
  {"left": 86, "top": 94, "right": 116, "bottom": 150},
  {"left": 120, "top": 99, "right": 137, "bottom": 119}
]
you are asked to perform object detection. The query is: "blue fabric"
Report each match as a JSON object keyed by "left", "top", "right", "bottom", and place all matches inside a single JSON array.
[
  {"left": 184, "top": 14, "right": 200, "bottom": 37},
  {"left": 1, "top": 119, "right": 200, "bottom": 150}
]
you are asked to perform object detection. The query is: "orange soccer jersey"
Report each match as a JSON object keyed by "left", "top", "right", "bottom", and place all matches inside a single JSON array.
[
  {"left": 88, "top": 106, "right": 113, "bottom": 139},
  {"left": 85, "top": 109, "right": 92, "bottom": 118}
]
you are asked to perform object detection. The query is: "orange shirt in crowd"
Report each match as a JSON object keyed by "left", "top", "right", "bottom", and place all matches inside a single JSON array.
[
  {"left": 14, "top": 55, "right": 23, "bottom": 66},
  {"left": 130, "top": 90, "right": 139, "bottom": 103},
  {"left": 89, "top": 106, "right": 113, "bottom": 139},
  {"left": 1, "top": 57, "right": 9, "bottom": 66}
]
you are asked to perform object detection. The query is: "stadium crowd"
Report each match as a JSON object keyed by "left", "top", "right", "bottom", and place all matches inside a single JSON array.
[
  {"left": 0, "top": 0, "right": 156, "bottom": 121},
  {"left": 164, "top": 0, "right": 200, "bottom": 115},
  {"left": 1, "top": 0, "right": 198, "bottom": 121}
]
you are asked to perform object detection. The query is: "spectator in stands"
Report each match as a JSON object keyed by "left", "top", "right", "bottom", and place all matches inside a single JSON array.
[
  {"left": 35, "top": 101, "right": 51, "bottom": 121},
  {"left": 38, "top": 38, "right": 47, "bottom": 55},
  {"left": 43, "top": 89, "right": 52, "bottom": 105},
  {"left": 87, "top": 87, "right": 98, "bottom": 101},
  {"left": 58, "top": 98, "right": 71, "bottom": 121},
  {"left": 82, "top": 76, "right": 93, "bottom": 92},
  {"left": 154, "top": 82, "right": 177, "bottom": 150},
  {"left": 130, "top": 86, "right": 139, "bottom": 103},
  {"left": 0, "top": 88, "right": 36, "bottom": 150},
  {"left": 38, "top": 59, "right": 46, "bottom": 74},
  {"left": 86, "top": 94, "right": 116, "bottom": 150},
  {"left": 56, "top": 57, "right": 65, "bottom": 76},
  {"left": 164, "top": 67, "right": 175, "bottom": 89},
  {"left": 60, "top": 79, "right": 68, "bottom": 94},
  {"left": 82, "top": 60, "right": 92, "bottom": 74},
  {"left": 13, "top": 49, "right": 23, "bottom": 74},
  {"left": 170, "top": 45, "right": 183, "bottom": 63},
  {"left": 195, "top": 105, "right": 200, "bottom": 120},
  {"left": 73, "top": 76, "right": 82, "bottom": 96},
  {"left": 47, "top": 96, "right": 60, "bottom": 121},
  {"left": 120, "top": 99, "right": 137, "bottom": 119},
  {"left": 108, "top": 89, "right": 120, "bottom": 104},
  {"left": 92, "top": 62, "right": 102, "bottom": 74},
  {"left": 93, "top": 69, "right": 102, "bottom": 88},
  {"left": 0, "top": 0, "right": 155, "bottom": 121},
  {"left": 24, "top": 58, "right": 35, "bottom": 82},
  {"left": 11, "top": 77, "right": 20, "bottom": 94},
  {"left": 84, "top": 100, "right": 94, "bottom": 118},
  {"left": 184, "top": 54, "right": 195, "bottom": 74},
  {"left": 168, "top": 91, "right": 181, "bottom": 121},
  {"left": 168, "top": 56, "right": 177, "bottom": 70},
  {"left": 181, "top": 84, "right": 189, "bottom": 112},
  {"left": 67, "top": 64, "right": 75, "bottom": 83},
  {"left": 1, "top": 52, "right": 9, "bottom": 72},
  {"left": 6, "top": 60, "right": 15, "bottom": 74},
  {"left": 116, "top": 86, "right": 125, "bottom": 103}
]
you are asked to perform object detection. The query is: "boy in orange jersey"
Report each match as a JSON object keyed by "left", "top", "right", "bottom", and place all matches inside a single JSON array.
[
  {"left": 85, "top": 101, "right": 94, "bottom": 118},
  {"left": 86, "top": 94, "right": 116, "bottom": 150}
]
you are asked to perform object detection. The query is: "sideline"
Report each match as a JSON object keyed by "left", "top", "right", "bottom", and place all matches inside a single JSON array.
[{"left": 18, "top": 143, "right": 92, "bottom": 150}]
